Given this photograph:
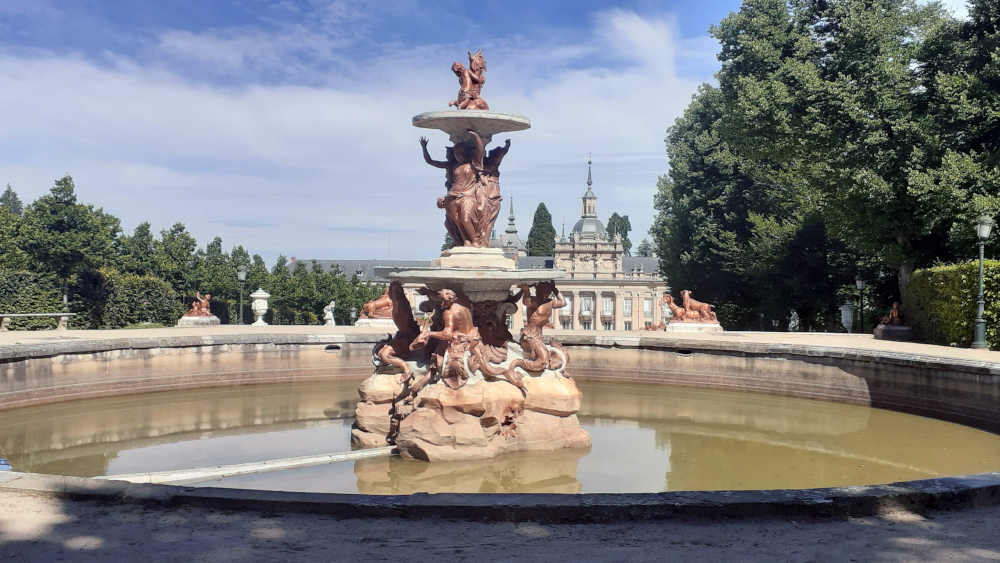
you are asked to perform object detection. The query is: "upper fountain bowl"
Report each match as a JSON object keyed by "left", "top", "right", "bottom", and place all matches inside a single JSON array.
[{"left": 413, "top": 110, "right": 531, "bottom": 143}]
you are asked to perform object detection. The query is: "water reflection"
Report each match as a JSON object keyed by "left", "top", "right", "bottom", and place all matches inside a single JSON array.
[{"left": 0, "top": 379, "right": 998, "bottom": 493}]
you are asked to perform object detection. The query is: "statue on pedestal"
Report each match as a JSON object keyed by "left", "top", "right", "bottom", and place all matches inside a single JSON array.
[
  {"left": 421, "top": 130, "right": 499, "bottom": 248},
  {"left": 183, "top": 292, "right": 213, "bottom": 317},
  {"left": 360, "top": 286, "right": 393, "bottom": 319},
  {"left": 449, "top": 50, "right": 488, "bottom": 110}
]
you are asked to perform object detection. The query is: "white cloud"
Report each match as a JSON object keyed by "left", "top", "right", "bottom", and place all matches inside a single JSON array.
[
  {"left": 932, "top": 0, "right": 969, "bottom": 18},
  {"left": 0, "top": 9, "right": 716, "bottom": 261}
]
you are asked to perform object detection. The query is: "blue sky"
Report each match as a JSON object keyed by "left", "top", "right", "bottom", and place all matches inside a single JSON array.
[{"left": 0, "top": 0, "right": 970, "bottom": 261}]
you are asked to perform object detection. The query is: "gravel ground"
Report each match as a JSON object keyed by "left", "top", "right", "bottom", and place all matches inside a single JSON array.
[{"left": 1, "top": 490, "right": 999, "bottom": 562}]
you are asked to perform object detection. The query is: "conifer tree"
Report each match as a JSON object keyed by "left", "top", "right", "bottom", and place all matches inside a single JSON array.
[{"left": 526, "top": 203, "right": 556, "bottom": 256}]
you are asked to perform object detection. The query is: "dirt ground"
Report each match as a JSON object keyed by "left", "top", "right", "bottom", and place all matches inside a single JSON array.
[{"left": 1, "top": 490, "right": 999, "bottom": 562}]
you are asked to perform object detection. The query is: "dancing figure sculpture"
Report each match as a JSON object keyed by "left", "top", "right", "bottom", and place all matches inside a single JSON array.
[
  {"left": 479, "top": 138, "right": 510, "bottom": 243},
  {"left": 449, "top": 50, "right": 488, "bottom": 110},
  {"left": 421, "top": 131, "right": 487, "bottom": 247}
]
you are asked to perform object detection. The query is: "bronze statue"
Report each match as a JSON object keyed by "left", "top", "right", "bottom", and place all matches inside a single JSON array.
[
  {"left": 680, "top": 290, "right": 717, "bottom": 322},
  {"left": 421, "top": 131, "right": 488, "bottom": 247},
  {"left": 360, "top": 286, "right": 393, "bottom": 319},
  {"left": 661, "top": 294, "right": 700, "bottom": 322},
  {"left": 505, "top": 282, "right": 566, "bottom": 382},
  {"left": 881, "top": 302, "right": 905, "bottom": 326},
  {"left": 184, "top": 292, "right": 213, "bottom": 317},
  {"left": 479, "top": 139, "right": 510, "bottom": 244},
  {"left": 373, "top": 282, "right": 422, "bottom": 383},
  {"left": 449, "top": 50, "right": 488, "bottom": 110},
  {"left": 411, "top": 288, "right": 479, "bottom": 390}
]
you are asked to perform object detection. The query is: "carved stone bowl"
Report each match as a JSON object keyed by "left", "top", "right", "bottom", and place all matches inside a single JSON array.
[{"left": 412, "top": 110, "right": 531, "bottom": 143}]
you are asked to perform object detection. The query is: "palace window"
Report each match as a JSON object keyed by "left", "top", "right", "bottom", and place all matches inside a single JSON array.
[
  {"left": 602, "top": 296, "right": 614, "bottom": 315},
  {"left": 581, "top": 296, "right": 593, "bottom": 314},
  {"left": 643, "top": 298, "right": 653, "bottom": 317},
  {"left": 602, "top": 320, "right": 613, "bottom": 330},
  {"left": 624, "top": 321, "right": 633, "bottom": 331},
  {"left": 623, "top": 298, "right": 632, "bottom": 316},
  {"left": 582, "top": 320, "right": 592, "bottom": 330}
]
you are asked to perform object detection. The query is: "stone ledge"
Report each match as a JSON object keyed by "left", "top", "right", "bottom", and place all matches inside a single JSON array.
[
  {"left": 3, "top": 330, "right": 1000, "bottom": 378},
  {"left": 1, "top": 470, "right": 997, "bottom": 522}
]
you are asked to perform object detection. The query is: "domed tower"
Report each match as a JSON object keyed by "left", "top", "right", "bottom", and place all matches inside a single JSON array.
[{"left": 570, "top": 156, "right": 607, "bottom": 242}]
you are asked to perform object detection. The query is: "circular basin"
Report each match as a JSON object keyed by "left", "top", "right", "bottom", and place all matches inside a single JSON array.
[{"left": 2, "top": 379, "right": 997, "bottom": 495}]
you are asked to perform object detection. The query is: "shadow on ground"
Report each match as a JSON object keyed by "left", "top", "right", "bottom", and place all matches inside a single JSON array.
[{"left": 1, "top": 489, "right": 999, "bottom": 561}]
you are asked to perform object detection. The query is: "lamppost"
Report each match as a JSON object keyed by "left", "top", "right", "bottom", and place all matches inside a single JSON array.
[
  {"left": 237, "top": 267, "right": 247, "bottom": 325},
  {"left": 855, "top": 274, "right": 866, "bottom": 333},
  {"left": 972, "top": 214, "right": 994, "bottom": 349}
]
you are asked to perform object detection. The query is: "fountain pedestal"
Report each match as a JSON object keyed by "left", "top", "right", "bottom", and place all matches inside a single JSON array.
[{"left": 352, "top": 255, "right": 590, "bottom": 461}]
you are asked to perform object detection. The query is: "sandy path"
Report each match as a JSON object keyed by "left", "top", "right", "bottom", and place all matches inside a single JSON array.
[{"left": 1, "top": 490, "right": 999, "bottom": 562}]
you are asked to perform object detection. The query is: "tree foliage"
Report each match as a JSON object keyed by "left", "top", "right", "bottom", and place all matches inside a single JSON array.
[
  {"left": 0, "top": 184, "right": 22, "bottom": 215},
  {"left": 636, "top": 238, "right": 654, "bottom": 257},
  {"left": 652, "top": 0, "right": 999, "bottom": 330},
  {"left": 606, "top": 212, "right": 633, "bottom": 255},
  {"left": 526, "top": 203, "right": 556, "bottom": 256},
  {"left": 2, "top": 175, "right": 387, "bottom": 328}
]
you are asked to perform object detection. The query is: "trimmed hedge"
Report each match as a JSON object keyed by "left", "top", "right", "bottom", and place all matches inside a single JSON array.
[
  {"left": 903, "top": 260, "right": 1000, "bottom": 348},
  {"left": 0, "top": 270, "right": 63, "bottom": 329},
  {"left": 89, "top": 268, "right": 185, "bottom": 329}
]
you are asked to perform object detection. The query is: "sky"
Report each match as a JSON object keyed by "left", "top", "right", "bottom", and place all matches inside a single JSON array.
[{"left": 0, "top": 0, "right": 971, "bottom": 262}]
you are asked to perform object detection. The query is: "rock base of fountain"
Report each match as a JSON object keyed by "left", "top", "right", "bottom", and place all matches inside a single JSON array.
[{"left": 352, "top": 343, "right": 590, "bottom": 462}]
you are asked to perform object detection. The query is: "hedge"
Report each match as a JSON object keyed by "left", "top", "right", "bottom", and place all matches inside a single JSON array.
[
  {"left": 88, "top": 268, "right": 186, "bottom": 329},
  {"left": 903, "top": 260, "right": 1000, "bottom": 348},
  {"left": 0, "top": 270, "right": 64, "bottom": 329}
]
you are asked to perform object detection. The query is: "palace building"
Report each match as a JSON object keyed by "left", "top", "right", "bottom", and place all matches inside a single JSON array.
[{"left": 304, "top": 159, "right": 669, "bottom": 331}]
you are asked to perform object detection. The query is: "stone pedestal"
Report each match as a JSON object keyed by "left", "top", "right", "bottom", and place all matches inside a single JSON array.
[
  {"left": 664, "top": 322, "right": 724, "bottom": 333},
  {"left": 352, "top": 342, "right": 590, "bottom": 461},
  {"left": 354, "top": 318, "right": 396, "bottom": 330},
  {"left": 432, "top": 246, "right": 515, "bottom": 270},
  {"left": 873, "top": 324, "right": 913, "bottom": 341},
  {"left": 176, "top": 315, "right": 221, "bottom": 327}
]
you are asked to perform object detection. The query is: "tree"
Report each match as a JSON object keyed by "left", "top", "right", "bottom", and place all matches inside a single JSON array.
[
  {"left": 117, "top": 222, "right": 156, "bottom": 276},
  {"left": 526, "top": 203, "right": 556, "bottom": 256},
  {"left": 710, "top": 0, "right": 954, "bottom": 295},
  {"left": 441, "top": 233, "right": 456, "bottom": 251},
  {"left": 0, "top": 184, "right": 22, "bottom": 215},
  {"left": 636, "top": 238, "right": 654, "bottom": 257},
  {"left": 152, "top": 223, "right": 198, "bottom": 295},
  {"left": 19, "top": 175, "right": 120, "bottom": 300},
  {"left": 606, "top": 212, "right": 633, "bottom": 255},
  {"left": 0, "top": 208, "right": 29, "bottom": 270}
]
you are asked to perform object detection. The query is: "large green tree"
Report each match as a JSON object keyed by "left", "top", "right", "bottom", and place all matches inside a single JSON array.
[
  {"left": 19, "top": 176, "right": 120, "bottom": 299},
  {"left": 711, "top": 0, "right": 956, "bottom": 294},
  {"left": 526, "top": 203, "right": 556, "bottom": 256}
]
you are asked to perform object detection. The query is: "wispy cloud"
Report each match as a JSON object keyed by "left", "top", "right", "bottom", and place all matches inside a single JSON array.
[{"left": 0, "top": 7, "right": 717, "bottom": 261}]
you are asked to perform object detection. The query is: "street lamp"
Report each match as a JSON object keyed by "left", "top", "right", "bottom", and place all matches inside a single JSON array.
[
  {"left": 972, "top": 214, "right": 994, "bottom": 349},
  {"left": 855, "top": 274, "right": 866, "bottom": 333},
  {"left": 237, "top": 267, "right": 247, "bottom": 325}
]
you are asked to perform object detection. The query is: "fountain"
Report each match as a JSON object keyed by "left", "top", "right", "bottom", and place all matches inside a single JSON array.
[{"left": 350, "top": 50, "right": 590, "bottom": 461}]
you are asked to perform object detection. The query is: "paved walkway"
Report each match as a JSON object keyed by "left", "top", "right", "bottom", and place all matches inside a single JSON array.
[
  {"left": 1, "top": 489, "right": 998, "bottom": 562},
  {"left": 2, "top": 325, "right": 999, "bottom": 363}
]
